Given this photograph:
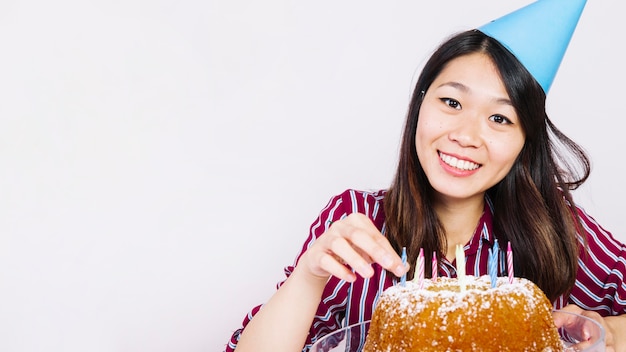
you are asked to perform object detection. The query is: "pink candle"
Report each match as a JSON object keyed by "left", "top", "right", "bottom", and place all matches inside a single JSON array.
[
  {"left": 507, "top": 241, "right": 514, "bottom": 283},
  {"left": 432, "top": 251, "right": 438, "bottom": 282}
]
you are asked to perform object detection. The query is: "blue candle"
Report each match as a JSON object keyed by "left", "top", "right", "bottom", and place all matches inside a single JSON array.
[
  {"left": 488, "top": 239, "right": 499, "bottom": 288},
  {"left": 400, "top": 247, "right": 407, "bottom": 286}
]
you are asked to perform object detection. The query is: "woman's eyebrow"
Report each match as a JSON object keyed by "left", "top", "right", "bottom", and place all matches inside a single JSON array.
[
  {"left": 438, "top": 81, "right": 468, "bottom": 92},
  {"left": 438, "top": 81, "right": 512, "bottom": 106}
]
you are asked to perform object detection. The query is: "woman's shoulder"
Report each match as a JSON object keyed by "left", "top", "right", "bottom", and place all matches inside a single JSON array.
[
  {"left": 321, "top": 188, "right": 388, "bottom": 221},
  {"left": 572, "top": 202, "right": 625, "bottom": 252},
  {"left": 332, "top": 188, "right": 387, "bottom": 209},
  {"left": 334, "top": 188, "right": 387, "bottom": 200},
  {"left": 310, "top": 188, "right": 388, "bottom": 237}
]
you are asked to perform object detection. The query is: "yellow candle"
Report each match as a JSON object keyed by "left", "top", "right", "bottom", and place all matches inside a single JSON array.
[{"left": 456, "top": 244, "right": 466, "bottom": 292}]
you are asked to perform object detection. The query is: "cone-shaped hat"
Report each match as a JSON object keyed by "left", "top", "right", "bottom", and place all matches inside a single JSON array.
[{"left": 479, "top": 0, "right": 587, "bottom": 93}]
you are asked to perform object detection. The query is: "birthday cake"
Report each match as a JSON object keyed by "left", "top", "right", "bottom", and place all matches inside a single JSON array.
[{"left": 362, "top": 275, "right": 562, "bottom": 351}]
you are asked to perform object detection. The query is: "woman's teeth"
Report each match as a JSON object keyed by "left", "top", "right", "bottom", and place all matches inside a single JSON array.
[{"left": 439, "top": 153, "right": 480, "bottom": 171}]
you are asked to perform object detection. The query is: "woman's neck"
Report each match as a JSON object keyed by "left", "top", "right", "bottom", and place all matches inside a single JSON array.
[{"left": 434, "top": 194, "right": 485, "bottom": 261}]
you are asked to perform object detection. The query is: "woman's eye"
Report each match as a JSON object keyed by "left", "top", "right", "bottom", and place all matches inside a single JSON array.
[
  {"left": 441, "top": 98, "right": 461, "bottom": 110},
  {"left": 489, "top": 114, "right": 512, "bottom": 125}
]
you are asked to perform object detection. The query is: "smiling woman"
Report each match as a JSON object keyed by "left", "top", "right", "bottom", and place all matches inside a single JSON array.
[{"left": 227, "top": 1, "right": 626, "bottom": 351}]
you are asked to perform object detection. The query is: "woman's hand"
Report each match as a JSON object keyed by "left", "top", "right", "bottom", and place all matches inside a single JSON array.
[
  {"left": 235, "top": 213, "right": 408, "bottom": 352},
  {"left": 296, "top": 213, "right": 408, "bottom": 283},
  {"left": 553, "top": 304, "right": 617, "bottom": 352}
]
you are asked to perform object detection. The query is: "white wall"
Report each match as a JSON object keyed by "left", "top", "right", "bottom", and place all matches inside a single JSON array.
[{"left": 0, "top": 1, "right": 623, "bottom": 351}]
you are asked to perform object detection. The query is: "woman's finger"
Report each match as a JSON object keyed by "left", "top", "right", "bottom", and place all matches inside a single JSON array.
[
  {"left": 333, "top": 213, "right": 407, "bottom": 277},
  {"left": 318, "top": 251, "right": 357, "bottom": 282},
  {"left": 325, "top": 232, "right": 374, "bottom": 278}
]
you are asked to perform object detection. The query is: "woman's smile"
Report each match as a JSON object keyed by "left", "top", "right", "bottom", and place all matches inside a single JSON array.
[{"left": 438, "top": 151, "right": 481, "bottom": 172}]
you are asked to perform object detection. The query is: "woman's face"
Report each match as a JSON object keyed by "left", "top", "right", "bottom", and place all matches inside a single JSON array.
[{"left": 416, "top": 52, "right": 525, "bottom": 204}]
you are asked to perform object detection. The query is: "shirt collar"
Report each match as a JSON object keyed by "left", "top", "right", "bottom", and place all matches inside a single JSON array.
[{"left": 465, "top": 195, "right": 496, "bottom": 256}]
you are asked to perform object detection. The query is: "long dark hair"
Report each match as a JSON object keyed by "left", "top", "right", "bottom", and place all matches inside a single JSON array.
[{"left": 383, "top": 30, "right": 590, "bottom": 301}]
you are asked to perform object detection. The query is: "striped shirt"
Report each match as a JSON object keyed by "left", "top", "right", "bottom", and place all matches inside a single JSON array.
[{"left": 225, "top": 189, "right": 626, "bottom": 352}]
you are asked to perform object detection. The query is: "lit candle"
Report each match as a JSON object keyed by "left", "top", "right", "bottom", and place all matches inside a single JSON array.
[
  {"left": 488, "top": 239, "right": 499, "bottom": 288},
  {"left": 413, "top": 248, "right": 425, "bottom": 289},
  {"left": 507, "top": 241, "right": 514, "bottom": 284},
  {"left": 400, "top": 247, "right": 407, "bottom": 287},
  {"left": 455, "top": 244, "right": 466, "bottom": 292},
  {"left": 432, "top": 251, "right": 438, "bottom": 282}
]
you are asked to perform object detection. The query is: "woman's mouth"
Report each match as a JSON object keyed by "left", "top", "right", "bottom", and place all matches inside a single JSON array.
[{"left": 439, "top": 152, "right": 481, "bottom": 171}]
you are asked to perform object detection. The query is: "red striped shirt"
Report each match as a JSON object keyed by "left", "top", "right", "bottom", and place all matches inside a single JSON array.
[{"left": 225, "top": 189, "right": 626, "bottom": 351}]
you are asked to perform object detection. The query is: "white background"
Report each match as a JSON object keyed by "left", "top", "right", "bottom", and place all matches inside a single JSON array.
[{"left": 0, "top": 1, "right": 623, "bottom": 351}]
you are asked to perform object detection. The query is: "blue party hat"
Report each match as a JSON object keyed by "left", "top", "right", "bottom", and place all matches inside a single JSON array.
[{"left": 479, "top": 0, "right": 587, "bottom": 93}]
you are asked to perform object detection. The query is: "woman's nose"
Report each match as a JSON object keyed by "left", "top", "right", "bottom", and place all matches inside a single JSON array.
[{"left": 448, "top": 117, "right": 482, "bottom": 148}]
